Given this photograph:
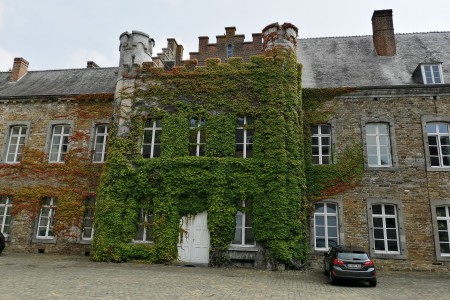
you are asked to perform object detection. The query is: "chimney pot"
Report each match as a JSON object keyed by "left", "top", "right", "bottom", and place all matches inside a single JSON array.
[
  {"left": 10, "top": 57, "right": 29, "bottom": 81},
  {"left": 372, "top": 9, "right": 396, "bottom": 56}
]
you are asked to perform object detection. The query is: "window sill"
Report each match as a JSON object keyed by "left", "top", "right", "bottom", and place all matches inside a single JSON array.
[
  {"left": 371, "top": 253, "right": 407, "bottom": 260},
  {"left": 366, "top": 165, "right": 399, "bottom": 171},
  {"left": 79, "top": 239, "right": 92, "bottom": 245},
  {"left": 228, "top": 245, "right": 258, "bottom": 252},
  {"left": 435, "top": 255, "right": 450, "bottom": 262},
  {"left": 426, "top": 166, "right": 450, "bottom": 172},
  {"left": 32, "top": 237, "right": 57, "bottom": 244},
  {"left": 130, "top": 241, "right": 154, "bottom": 245}
]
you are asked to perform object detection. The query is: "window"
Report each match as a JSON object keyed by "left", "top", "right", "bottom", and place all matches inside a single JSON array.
[
  {"left": 232, "top": 200, "right": 255, "bottom": 246},
  {"left": 371, "top": 204, "right": 400, "bottom": 254},
  {"left": 189, "top": 117, "right": 206, "bottom": 156},
  {"left": 236, "top": 117, "right": 253, "bottom": 158},
  {"left": 36, "top": 197, "right": 57, "bottom": 239},
  {"left": 142, "top": 119, "right": 162, "bottom": 158},
  {"left": 82, "top": 198, "right": 95, "bottom": 241},
  {"left": 227, "top": 44, "right": 233, "bottom": 58},
  {"left": 436, "top": 206, "right": 450, "bottom": 257},
  {"left": 49, "top": 125, "right": 71, "bottom": 163},
  {"left": 366, "top": 123, "right": 392, "bottom": 167},
  {"left": 0, "top": 196, "right": 12, "bottom": 237},
  {"left": 314, "top": 203, "right": 339, "bottom": 250},
  {"left": 5, "top": 125, "right": 27, "bottom": 163},
  {"left": 92, "top": 125, "right": 108, "bottom": 162},
  {"left": 134, "top": 208, "right": 153, "bottom": 242},
  {"left": 311, "top": 124, "right": 331, "bottom": 165},
  {"left": 427, "top": 123, "right": 450, "bottom": 167},
  {"left": 422, "top": 64, "right": 444, "bottom": 84}
]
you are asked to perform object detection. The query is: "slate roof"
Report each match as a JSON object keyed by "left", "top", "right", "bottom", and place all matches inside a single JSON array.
[
  {"left": 0, "top": 67, "right": 118, "bottom": 98},
  {"left": 298, "top": 32, "right": 450, "bottom": 88}
]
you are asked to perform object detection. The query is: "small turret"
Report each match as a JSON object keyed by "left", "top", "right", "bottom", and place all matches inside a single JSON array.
[
  {"left": 262, "top": 23, "right": 298, "bottom": 53},
  {"left": 118, "top": 30, "right": 155, "bottom": 77}
]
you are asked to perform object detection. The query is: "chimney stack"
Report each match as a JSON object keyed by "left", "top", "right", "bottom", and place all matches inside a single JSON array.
[
  {"left": 372, "top": 9, "right": 396, "bottom": 56},
  {"left": 10, "top": 57, "right": 29, "bottom": 81}
]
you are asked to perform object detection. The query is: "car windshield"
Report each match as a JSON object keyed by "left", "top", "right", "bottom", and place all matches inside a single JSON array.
[{"left": 337, "top": 251, "right": 369, "bottom": 260}]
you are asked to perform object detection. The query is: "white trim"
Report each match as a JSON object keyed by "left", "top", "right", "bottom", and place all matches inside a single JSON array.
[
  {"left": 36, "top": 197, "right": 57, "bottom": 239},
  {"left": 92, "top": 124, "right": 108, "bottom": 162}
]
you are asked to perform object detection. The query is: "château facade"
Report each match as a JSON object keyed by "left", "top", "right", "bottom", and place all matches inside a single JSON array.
[{"left": 1, "top": 9, "right": 450, "bottom": 271}]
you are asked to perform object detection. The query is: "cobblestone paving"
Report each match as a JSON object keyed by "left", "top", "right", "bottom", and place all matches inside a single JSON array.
[{"left": 1, "top": 253, "right": 449, "bottom": 299}]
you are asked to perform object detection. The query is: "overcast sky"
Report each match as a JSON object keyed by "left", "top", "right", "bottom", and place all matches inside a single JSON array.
[{"left": 1, "top": 0, "right": 449, "bottom": 71}]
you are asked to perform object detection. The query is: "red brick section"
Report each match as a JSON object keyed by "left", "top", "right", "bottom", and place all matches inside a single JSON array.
[
  {"left": 10, "top": 57, "right": 29, "bottom": 81},
  {"left": 372, "top": 9, "right": 396, "bottom": 56},
  {"left": 189, "top": 27, "right": 263, "bottom": 65}
]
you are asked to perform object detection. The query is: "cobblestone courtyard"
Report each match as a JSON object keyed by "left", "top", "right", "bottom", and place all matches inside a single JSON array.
[{"left": 1, "top": 253, "right": 449, "bottom": 299}]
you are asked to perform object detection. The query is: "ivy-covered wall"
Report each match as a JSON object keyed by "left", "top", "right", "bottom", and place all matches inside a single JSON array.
[{"left": 92, "top": 50, "right": 310, "bottom": 267}]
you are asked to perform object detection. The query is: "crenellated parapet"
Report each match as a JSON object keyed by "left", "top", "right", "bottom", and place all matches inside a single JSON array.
[
  {"left": 189, "top": 27, "right": 262, "bottom": 66},
  {"left": 262, "top": 22, "right": 298, "bottom": 52}
]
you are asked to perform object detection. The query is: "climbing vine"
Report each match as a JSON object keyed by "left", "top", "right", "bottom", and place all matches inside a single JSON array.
[{"left": 92, "top": 50, "right": 310, "bottom": 267}]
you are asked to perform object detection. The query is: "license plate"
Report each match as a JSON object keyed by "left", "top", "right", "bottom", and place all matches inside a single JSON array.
[{"left": 347, "top": 264, "right": 362, "bottom": 269}]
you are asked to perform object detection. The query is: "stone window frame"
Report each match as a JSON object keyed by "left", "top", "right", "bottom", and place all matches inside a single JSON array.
[
  {"left": 430, "top": 199, "right": 450, "bottom": 261},
  {"left": 45, "top": 120, "right": 74, "bottom": 163},
  {"left": 80, "top": 197, "right": 96, "bottom": 244},
  {"left": 1, "top": 121, "right": 32, "bottom": 164},
  {"left": 0, "top": 195, "right": 13, "bottom": 241},
  {"left": 236, "top": 116, "right": 254, "bottom": 158},
  {"left": 90, "top": 120, "right": 109, "bottom": 163},
  {"left": 231, "top": 199, "right": 256, "bottom": 247},
  {"left": 309, "top": 198, "right": 344, "bottom": 253},
  {"left": 132, "top": 207, "right": 154, "bottom": 244},
  {"left": 32, "top": 197, "right": 57, "bottom": 244},
  {"left": 366, "top": 198, "right": 407, "bottom": 259},
  {"left": 311, "top": 123, "right": 334, "bottom": 165},
  {"left": 141, "top": 118, "right": 162, "bottom": 159},
  {"left": 421, "top": 115, "right": 450, "bottom": 171},
  {"left": 189, "top": 117, "right": 206, "bottom": 157},
  {"left": 361, "top": 118, "right": 399, "bottom": 170}
]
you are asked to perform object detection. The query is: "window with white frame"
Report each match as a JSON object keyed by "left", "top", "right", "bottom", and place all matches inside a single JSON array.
[
  {"left": 311, "top": 124, "right": 332, "bottom": 165},
  {"left": 427, "top": 123, "right": 450, "bottom": 167},
  {"left": 134, "top": 208, "right": 153, "bottom": 242},
  {"left": 36, "top": 197, "right": 57, "bottom": 239},
  {"left": 92, "top": 124, "right": 108, "bottom": 162},
  {"left": 49, "top": 125, "right": 71, "bottom": 163},
  {"left": 5, "top": 125, "right": 28, "bottom": 163},
  {"left": 189, "top": 117, "right": 206, "bottom": 156},
  {"left": 422, "top": 64, "right": 444, "bottom": 84},
  {"left": 0, "top": 196, "right": 12, "bottom": 237},
  {"left": 314, "top": 202, "right": 339, "bottom": 250},
  {"left": 236, "top": 116, "right": 254, "bottom": 158},
  {"left": 371, "top": 204, "right": 400, "bottom": 254},
  {"left": 232, "top": 200, "right": 255, "bottom": 246},
  {"left": 142, "top": 119, "right": 162, "bottom": 158},
  {"left": 366, "top": 123, "right": 392, "bottom": 167},
  {"left": 82, "top": 198, "right": 95, "bottom": 241},
  {"left": 436, "top": 206, "right": 450, "bottom": 256}
]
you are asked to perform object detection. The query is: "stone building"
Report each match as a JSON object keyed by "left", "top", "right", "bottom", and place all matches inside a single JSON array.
[{"left": 1, "top": 9, "right": 450, "bottom": 271}]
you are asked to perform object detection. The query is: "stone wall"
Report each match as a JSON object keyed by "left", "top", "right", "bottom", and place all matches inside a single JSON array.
[{"left": 309, "top": 87, "right": 450, "bottom": 271}]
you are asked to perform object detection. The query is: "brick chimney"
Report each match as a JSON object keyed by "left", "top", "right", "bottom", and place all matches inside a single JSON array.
[
  {"left": 10, "top": 57, "right": 29, "bottom": 81},
  {"left": 372, "top": 9, "right": 396, "bottom": 56}
]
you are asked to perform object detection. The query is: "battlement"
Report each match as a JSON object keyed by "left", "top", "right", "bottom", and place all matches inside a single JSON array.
[
  {"left": 262, "top": 22, "right": 298, "bottom": 52},
  {"left": 189, "top": 27, "right": 262, "bottom": 66},
  {"left": 152, "top": 38, "right": 184, "bottom": 70},
  {"left": 118, "top": 30, "right": 155, "bottom": 77}
]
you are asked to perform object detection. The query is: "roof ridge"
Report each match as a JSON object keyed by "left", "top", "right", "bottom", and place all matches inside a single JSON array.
[
  {"left": 298, "top": 31, "right": 450, "bottom": 40},
  {"left": 0, "top": 66, "right": 118, "bottom": 74}
]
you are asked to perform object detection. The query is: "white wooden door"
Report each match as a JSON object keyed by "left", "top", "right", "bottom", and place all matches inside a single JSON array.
[{"left": 177, "top": 211, "right": 210, "bottom": 264}]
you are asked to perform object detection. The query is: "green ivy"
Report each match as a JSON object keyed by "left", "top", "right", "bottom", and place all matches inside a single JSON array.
[{"left": 92, "top": 49, "right": 361, "bottom": 268}]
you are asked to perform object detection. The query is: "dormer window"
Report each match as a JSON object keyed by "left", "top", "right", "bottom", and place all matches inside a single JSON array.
[{"left": 413, "top": 63, "right": 444, "bottom": 84}]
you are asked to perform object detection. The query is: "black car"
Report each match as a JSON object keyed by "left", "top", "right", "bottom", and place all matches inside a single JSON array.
[
  {"left": 0, "top": 231, "right": 5, "bottom": 255},
  {"left": 323, "top": 245, "right": 377, "bottom": 287}
]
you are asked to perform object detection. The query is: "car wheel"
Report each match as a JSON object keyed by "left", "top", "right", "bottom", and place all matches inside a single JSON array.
[
  {"left": 329, "top": 271, "right": 337, "bottom": 285},
  {"left": 369, "top": 279, "right": 377, "bottom": 287}
]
